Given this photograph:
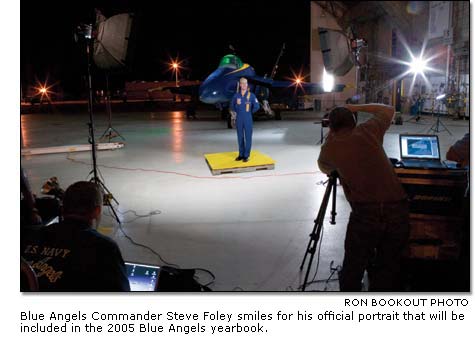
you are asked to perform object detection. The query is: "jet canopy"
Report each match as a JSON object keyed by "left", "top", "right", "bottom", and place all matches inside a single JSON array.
[{"left": 218, "top": 54, "right": 243, "bottom": 69}]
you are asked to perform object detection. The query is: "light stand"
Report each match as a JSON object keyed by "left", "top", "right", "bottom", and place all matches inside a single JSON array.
[
  {"left": 427, "top": 95, "right": 452, "bottom": 135},
  {"left": 100, "top": 72, "right": 125, "bottom": 142},
  {"left": 84, "top": 33, "right": 121, "bottom": 224},
  {"left": 300, "top": 172, "right": 338, "bottom": 291}
]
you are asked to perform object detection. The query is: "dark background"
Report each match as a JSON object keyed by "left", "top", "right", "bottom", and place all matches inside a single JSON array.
[{"left": 21, "top": 0, "right": 311, "bottom": 98}]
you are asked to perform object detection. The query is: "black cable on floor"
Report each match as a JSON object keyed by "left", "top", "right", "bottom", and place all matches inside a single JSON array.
[
  {"left": 107, "top": 205, "right": 180, "bottom": 268},
  {"left": 107, "top": 206, "right": 216, "bottom": 290}
]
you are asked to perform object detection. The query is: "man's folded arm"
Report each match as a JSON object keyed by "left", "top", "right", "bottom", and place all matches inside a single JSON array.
[{"left": 348, "top": 103, "right": 395, "bottom": 136}]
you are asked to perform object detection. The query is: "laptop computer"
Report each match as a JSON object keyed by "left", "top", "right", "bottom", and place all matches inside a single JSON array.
[
  {"left": 125, "top": 261, "right": 160, "bottom": 291},
  {"left": 399, "top": 134, "right": 446, "bottom": 169}
]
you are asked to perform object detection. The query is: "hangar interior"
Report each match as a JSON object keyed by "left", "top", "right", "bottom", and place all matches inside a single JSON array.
[
  {"left": 21, "top": 1, "right": 470, "bottom": 291},
  {"left": 311, "top": 1, "right": 469, "bottom": 117}
]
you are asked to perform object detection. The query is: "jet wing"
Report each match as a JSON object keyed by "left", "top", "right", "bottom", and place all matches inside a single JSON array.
[
  {"left": 247, "top": 76, "right": 345, "bottom": 94},
  {"left": 148, "top": 84, "right": 200, "bottom": 97},
  {"left": 167, "top": 85, "right": 199, "bottom": 97}
]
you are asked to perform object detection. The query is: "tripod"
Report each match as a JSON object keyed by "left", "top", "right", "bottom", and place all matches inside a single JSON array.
[
  {"left": 84, "top": 37, "right": 121, "bottom": 224},
  {"left": 427, "top": 103, "right": 452, "bottom": 135},
  {"left": 100, "top": 73, "right": 125, "bottom": 142},
  {"left": 300, "top": 172, "right": 338, "bottom": 291}
]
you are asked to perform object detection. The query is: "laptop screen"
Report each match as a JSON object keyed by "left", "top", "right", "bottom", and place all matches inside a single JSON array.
[
  {"left": 400, "top": 135, "right": 440, "bottom": 160},
  {"left": 125, "top": 262, "right": 160, "bottom": 291}
]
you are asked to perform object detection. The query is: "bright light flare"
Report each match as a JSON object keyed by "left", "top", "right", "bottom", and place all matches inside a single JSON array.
[
  {"left": 169, "top": 59, "right": 182, "bottom": 72},
  {"left": 35, "top": 83, "right": 53, "bottom": 102},
  {"left": 323, "top": 68, "right": 334, "bottom": 92},
  {"left": 365, "top": 33, "right": 446, "bottom": 97},
  {"left": 287, "top": 69, "right": 308, "bottom": 93},
  {"left": 36, "top": 84, "right": 49, "bottom": 95},
  {"left": 409, "top": 57, "right": 428, "bottom": 75},
  {"left": 168, "top": 58, "right": 183, "bottom": 87}
]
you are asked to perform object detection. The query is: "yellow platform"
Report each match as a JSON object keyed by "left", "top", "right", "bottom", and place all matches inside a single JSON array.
[{"left": 204, "top": 150, "right": 275, "bottom": 175}]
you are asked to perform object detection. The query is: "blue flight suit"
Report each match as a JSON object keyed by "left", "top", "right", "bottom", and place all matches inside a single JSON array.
[{"left": 230, "top": 89, "right": 260, "bottom": 159}]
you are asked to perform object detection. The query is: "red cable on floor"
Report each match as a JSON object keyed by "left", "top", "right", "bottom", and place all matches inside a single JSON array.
[{"left": 66, "top": 153, "right": 320, "bottom": 180}]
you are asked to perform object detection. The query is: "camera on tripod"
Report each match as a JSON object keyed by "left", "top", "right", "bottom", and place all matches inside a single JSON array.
[{"left": 322, "top": 115, "right": 330, "bottom": 128}]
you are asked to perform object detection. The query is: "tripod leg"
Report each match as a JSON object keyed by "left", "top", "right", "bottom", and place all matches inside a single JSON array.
[
  {"left": 300, "top": 176, "right": 335, "bottom": 291},
  {"left": 300, "top": 220, "right": 319, "bottom": 270},
  {"left": 100, "top": 127, "right": 112, "bottom": 141},
  {"left": 100, "top": 179, "right": 119, "bottom": 206},
  {"left": 109, "top": 126, "right": 126, "bottom": 141},
  {"left": 99, "top": 74, "right": 125, "bottom": 142},
  {"left": 300, "top": 179, "right": 332, "bottom": 268},
  {"left": 301, "top": 221, "right": 325, "bottom": 291},
  {"left": 330, "top": 177, "right": 337, "bottom": 224},
  {"left": 93, "top": 178, "right": 121, "bottom": 225},
  {"left": 439, "top": 119, "right": 453, "bottom": 135}
]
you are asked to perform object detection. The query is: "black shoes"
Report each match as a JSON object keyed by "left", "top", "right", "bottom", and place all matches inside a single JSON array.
[{"left": 235, "top": 156, "right": 250, "bottom": 162}]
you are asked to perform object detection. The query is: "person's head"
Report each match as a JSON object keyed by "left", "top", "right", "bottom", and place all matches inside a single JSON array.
[
  {"left": 239, "top": 77, "right": 248, "bottom": 92},
  {"left": 328, "top": 107, "right": 356, "bottom": 132},
  {"left": 62, "top": 181, "right": 103, "bottom": 225}
]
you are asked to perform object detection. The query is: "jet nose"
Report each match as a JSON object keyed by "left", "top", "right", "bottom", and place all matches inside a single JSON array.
[{"left": 199, "top": 87, "right": 219, "bottom": 104}]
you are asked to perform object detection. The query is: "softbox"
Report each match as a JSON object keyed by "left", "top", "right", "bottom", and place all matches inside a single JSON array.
[
  {"left": 94, "top": 13, "right": 134, "bottom": 70},
  {"left": 318, "top": 27, "right": 354, "bottom": 77}
]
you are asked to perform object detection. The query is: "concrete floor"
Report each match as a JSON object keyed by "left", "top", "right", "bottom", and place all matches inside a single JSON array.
[{"left": 20, "top": 108, "right": 469, "bottom": 291}]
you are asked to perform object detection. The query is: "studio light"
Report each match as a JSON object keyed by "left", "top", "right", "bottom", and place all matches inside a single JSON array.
[
  {"left": 93, "top": 12, "right": 135, "bottom": 70},
  {"left": 323, "top": 68, "right": 335, "bottom": 92},
  {"left": 409, "top": 56, "right": 428, "bottom": 76},
  {"left": 378, "top": 33, "right": 445, "bottom": 97},
  {"left": 436, "top": 94, "right": 446, "bottom": 100}
]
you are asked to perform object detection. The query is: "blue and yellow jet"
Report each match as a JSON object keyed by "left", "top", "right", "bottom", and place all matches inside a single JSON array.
[
  {"left": 199, "top": 54, "right": 344, "bottom": 127},
  {"left": 166, "top": 53, "right": 345, "bottom": 128}
]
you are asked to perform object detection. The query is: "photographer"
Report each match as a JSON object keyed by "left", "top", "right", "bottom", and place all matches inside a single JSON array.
[
  {"left": 21, "top": 181, "right": 130, "bottom": 292},
  {"left": 318, "top": 104, "right": 409, "bottom": 291}
]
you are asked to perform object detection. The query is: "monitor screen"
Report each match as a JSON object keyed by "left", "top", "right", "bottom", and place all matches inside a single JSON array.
[
  {"left": 400, "top": 135, "right": 440, "bottom": 159},
  {"left": 125, "top": 262, "right": 160, "bottom": 291}
]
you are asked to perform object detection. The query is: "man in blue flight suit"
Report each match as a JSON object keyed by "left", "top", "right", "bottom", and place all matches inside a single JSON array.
[{"left": 230, "top": 77, "right": 260, "bottom": 162}]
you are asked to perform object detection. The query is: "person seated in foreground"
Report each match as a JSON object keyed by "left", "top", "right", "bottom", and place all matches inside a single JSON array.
[{"left": 21, "top": 181, "right": 130, "bottom": 291}]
